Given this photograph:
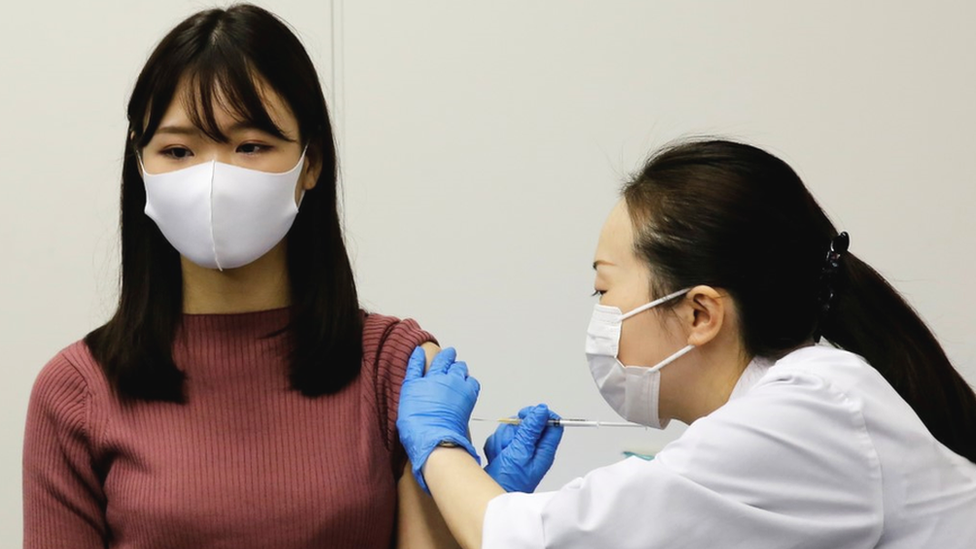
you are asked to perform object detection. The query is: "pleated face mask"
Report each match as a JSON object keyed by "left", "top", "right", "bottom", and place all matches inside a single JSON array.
[
  {"left": 585, "top": 288, "right": 694, "bottom": 429},
  {"left": 141, "top": 148, "right": 307, "bottom": 271}
]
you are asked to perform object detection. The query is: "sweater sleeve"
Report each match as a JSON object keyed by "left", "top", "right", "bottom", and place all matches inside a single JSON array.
[
  {"left": 369, "top": 316, "right": 436, "bottom": 478},
  {"left": 23, "top": 352, "right": 107, "bottom": 549}
]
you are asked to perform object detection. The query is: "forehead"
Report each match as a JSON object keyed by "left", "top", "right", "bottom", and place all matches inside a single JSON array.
[
  {"left": 597, "top": 200, "right": 636, "bottom": 256},
  {"left": 153, "top": 73, "right": 298, "bottom": 138}
]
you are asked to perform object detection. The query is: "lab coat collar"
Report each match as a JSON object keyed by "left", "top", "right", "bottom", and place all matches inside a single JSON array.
[{"left": 728, "top": 355, "right": 775, "bottom": 401}]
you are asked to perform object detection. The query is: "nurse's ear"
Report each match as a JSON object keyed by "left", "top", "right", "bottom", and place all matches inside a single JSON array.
[{"left": 681, "top": 285, "right": 727, "bottom": 348}]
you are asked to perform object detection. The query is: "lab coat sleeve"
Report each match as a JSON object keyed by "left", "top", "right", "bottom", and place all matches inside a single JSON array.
[{"left": 482, "top": 370, "right": 884, "bottom": 549}]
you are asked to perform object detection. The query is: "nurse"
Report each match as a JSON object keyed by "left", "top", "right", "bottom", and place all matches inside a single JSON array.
[{"left": 396, "top": 139, "right": 976, "bottom": 548}]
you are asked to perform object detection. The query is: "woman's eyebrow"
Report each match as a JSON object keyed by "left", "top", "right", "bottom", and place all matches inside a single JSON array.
[
  {"left": 155, "top": 122, "right": 268, "bottom": 134},
  {"left": 154, "top": 121, "right": 293, "bottom": 141},
  {"left": 226, "top": 120, "right": 295, "bottom": 140},
  {"left": 155, "top": 125, "right": 200, "bottom": 136},
  {"left": 226, "top": 121, "right": 264, "bottom": 133}
]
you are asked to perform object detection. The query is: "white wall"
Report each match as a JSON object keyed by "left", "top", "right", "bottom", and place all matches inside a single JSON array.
[{"left": 3, "top": 0, "right": 975, "bottom": 542}]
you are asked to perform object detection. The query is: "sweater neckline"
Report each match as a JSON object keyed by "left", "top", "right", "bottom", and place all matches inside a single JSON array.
[{"left": 178, "top": 306, "right": 292, "bottom": 336}]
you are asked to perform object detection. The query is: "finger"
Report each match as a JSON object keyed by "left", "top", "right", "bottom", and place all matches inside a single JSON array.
[
  {"left": 466, "top": 375, "right": 481, "bottom": 398},
  {"left": 404, "top": 347, "right": 427, "bottom": 381},
  {"left": 494, "top": 424, "right": 519, "bottom": 446},
  {"left": 530, "top": 424, "right": 563, "bottom": 481},
  {"left": 429, "top": 347, "right": 457, "bottom": 374},
  {"left": 484, "top": 424, "right": 517, "bottom": 460},
  {"left": 512, "top": 404, "right": 549, "bottom": 447},
  {"left": 537, "top": 419, "right": 565, "bottom": 454},
  {"left": 516, "top": 406, "right": 534, "bottom": 419},
  {"left": 448, "top": 361, "right": 469, "bottom": 379},
  {"left": 547, "top": 408, "right": 562, "bottom": 422},
  {"left": 537, "top": 405, "right": 564, "bottom": 452},
  {"left": 521, "top": 404, "right": 560, "bottom": 422}
]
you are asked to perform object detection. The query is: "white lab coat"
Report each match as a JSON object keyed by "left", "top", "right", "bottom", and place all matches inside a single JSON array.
[{"left": 483, "top": 346, "right": 976, "bottom": 548}]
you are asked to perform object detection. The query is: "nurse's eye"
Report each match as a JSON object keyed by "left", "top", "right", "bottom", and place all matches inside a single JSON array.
[
  {"left": 237, "top": 142, "right": 272, "bottom": 155},
  {"left": 591, "top": 290, "right": 606, "bottom": 297},
  {"left": 161, "top": 147, "right": 193, "bottom": 160}
]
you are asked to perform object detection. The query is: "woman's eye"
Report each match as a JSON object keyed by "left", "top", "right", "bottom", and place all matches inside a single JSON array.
[
  {"left": 161, "top": 147, "right": 193, "bottom": 160},
  {"left": 237, "top": 143, "right": 271, "bottom": 155},
  {"left": 591, "top": 290, "right": 606, "bottom": 297}
]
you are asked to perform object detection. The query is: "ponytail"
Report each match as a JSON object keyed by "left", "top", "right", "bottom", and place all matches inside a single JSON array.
[{"left": 822, "top": 253, "right": 976, "bottom": 462}]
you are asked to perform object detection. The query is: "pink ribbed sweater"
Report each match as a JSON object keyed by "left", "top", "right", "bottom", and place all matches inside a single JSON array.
[{"left": 23, "top": 309, "right": 434, "bottom": 549}]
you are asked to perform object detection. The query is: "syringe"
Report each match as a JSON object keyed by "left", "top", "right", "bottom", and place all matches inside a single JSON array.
[{"left": 471, "top": 417, "right": 646, "bottom": 428}]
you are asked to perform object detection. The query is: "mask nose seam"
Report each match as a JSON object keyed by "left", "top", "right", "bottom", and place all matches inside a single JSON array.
[{"left": 208, "top": 160, "right": 223, "bottom": 271}]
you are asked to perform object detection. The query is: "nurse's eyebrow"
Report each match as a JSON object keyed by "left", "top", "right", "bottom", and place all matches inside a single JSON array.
[{"left": 592, "top": 260, "right": 615, "bottom": 270}]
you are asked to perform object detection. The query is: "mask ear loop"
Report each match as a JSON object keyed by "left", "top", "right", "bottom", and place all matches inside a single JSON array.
[
  {"left": 296, "top": 144, "right": 310, "bottom": 208},
  {"left": 135, "top": 150, "right": 150, "bottom": 176},
  {"left": 620, "top": 287, "right": 696, "bottom": 373},
  {"left": 620, "top": 288, "right": 692, "bottom": 321},
  {"left": 647, "top": 344, "right": 696, "bottom": 373}
]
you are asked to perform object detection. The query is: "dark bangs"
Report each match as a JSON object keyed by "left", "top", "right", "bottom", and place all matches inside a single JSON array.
[
  {"left": 136, "top": 48, "right": 294, "bottom": 148},
  {"left": 130, "top": 7, "right": 310, "bottom": 148}
]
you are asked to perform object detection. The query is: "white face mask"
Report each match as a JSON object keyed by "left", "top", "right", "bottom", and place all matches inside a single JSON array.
[
  {"left": 585, "top": 288, "right": 694, "bottom": 429},
  {"left": 141, "top": 149, "right": 307, "bottom": 271}
]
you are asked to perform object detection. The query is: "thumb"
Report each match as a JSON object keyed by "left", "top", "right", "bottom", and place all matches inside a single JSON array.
[
  {"left": 512, "top": 404, "right": 549, "bottom": 449},
  {"left": 536, "top": 418, "right": 564, "bottom": 455},
  {"left": 404, "top": 347, "right": 426, "bottom": 382}
]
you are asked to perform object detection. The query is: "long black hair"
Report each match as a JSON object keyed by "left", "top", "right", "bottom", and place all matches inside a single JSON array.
[
  {"left": 622, "top": 138, "right": 976, "bottom": 463},
  {"left": 85, "top": 4, "right": 362, "bottom": 402}
]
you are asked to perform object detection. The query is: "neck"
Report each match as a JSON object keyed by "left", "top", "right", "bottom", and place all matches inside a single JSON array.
[
  {"left": 181, "top": 241, "right": 291, "bottom": 314},
  {"left": 663, "top": 342, "right": 752, "bottom": 425}
]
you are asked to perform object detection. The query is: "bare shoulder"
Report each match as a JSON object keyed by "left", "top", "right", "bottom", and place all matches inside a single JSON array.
[{"left": 420, "top": 341, "right": 441, "bottom": 372}]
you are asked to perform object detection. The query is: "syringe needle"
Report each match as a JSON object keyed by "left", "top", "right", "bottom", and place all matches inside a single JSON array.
[{"left": 472, "top": 417, "right": 646, "bottom": 428}]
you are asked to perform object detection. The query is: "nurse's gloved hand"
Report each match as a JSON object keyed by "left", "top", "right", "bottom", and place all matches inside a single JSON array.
[
  {"left": 483, "top": 404, "right": 564, "bottom": 493},
  {"left": 397, "top": 347, "right": 481, "bottom": 494}
]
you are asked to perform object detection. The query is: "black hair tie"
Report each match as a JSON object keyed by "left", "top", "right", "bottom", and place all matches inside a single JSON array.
[{"left": 813, "top": 231, "right": 850, "bottom": 343}]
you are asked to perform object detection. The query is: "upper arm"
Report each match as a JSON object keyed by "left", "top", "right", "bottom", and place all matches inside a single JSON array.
[
  {"left": 371, "top": 317, "right": 438, "bottom": 458},
  {"left": 396, "top": 341, "right": 461, "bottom": 548},
  {"left": 397, "top": 461, "right": 461, "bottom": 549},
  {"left": 23, "top": 355, "right": 107, "bottom": 548},
  {"left": 420, "top": 342, "right": 441, "bottom": 373}
]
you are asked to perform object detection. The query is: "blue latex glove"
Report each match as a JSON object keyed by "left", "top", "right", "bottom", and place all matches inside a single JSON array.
[
  {"left": 397, "top": 346, "right": 481, "bottom": 493},
  {"left": 483, "top": 404, "right": 564, "bottom": 493}
]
